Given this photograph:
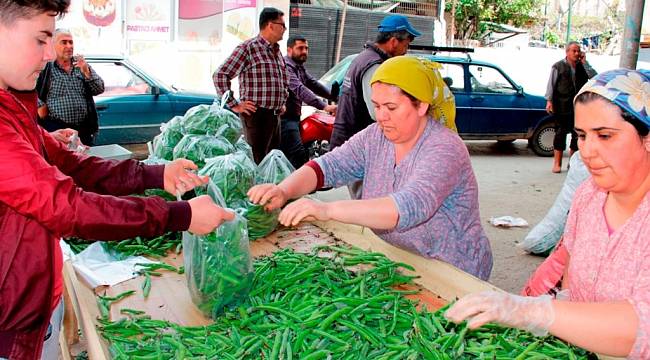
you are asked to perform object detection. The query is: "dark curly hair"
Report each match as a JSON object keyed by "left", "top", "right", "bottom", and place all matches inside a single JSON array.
[{"left": 0, "top": 0, "right": 69, "bottom": 25}]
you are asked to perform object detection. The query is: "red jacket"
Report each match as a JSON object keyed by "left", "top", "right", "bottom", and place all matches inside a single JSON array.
[{"left": 0, "top": 89, "right": 191, "bottom": 359}]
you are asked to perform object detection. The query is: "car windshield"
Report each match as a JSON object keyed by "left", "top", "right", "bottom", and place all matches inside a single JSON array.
[{"left": 320, "top": 55, "right": 357, "bottom": 85}]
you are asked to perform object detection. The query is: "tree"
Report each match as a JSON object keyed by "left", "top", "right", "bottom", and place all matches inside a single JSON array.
[{"left": 446, "top": 0, "right": 543, "bottom": 40}]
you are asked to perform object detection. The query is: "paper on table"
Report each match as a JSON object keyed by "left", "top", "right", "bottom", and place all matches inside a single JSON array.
[{"left": 69, "top": 242, "right": 156, "bottom": 288}]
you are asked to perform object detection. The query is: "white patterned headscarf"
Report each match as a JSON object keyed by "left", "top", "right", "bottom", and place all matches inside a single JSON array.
[{"left": 575, "top": 68, "right": 650, "bottom": 129}]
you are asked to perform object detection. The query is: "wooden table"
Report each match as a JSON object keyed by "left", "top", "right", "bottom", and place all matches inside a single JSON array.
[{"left": 62, "top": 221, "right": 497, "bottom": 359}]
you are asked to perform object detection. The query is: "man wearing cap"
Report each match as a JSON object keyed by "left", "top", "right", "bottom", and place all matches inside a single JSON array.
[
  {"left": 329, "top": 14, "right": 420, "bottom": 198},
  {"left": 330, "top": 15, "right": 420, "bottom": 151}
]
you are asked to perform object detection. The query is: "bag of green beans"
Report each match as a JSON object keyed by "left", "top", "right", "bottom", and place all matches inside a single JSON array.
[
  {"left": 172, "top": 134, "right": 234, "bottom": 168},
  {"left": 151, "top": 116, "right": 184, "bottom": 161},
  {"left": 182, "top": 181, "right": 253, "bottom": 318},
  {"left": 255, "top": 149, "right": 295, "bottom": 185},
  {"left": 232, "top": 199, "right": 280, "bottom": 240},
  {"left": 234, "top": 135, "right": 254, "bottom": 162},
  {"left": 197, "top": 151, "right": 257, "bottom": 205},
  {"left": 181, "top": 101, "right": 242, "bottom": 144}
]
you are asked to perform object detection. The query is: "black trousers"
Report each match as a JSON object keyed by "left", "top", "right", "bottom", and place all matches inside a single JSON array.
[
  {"left": 240, "top": 108, "right": 281, "bottom": 164},
  {"left": 279, "top": 116, "right": 308, "bottom": 169},
  {"left": 552, "top": 112, "right": 578, "bottom": 151}
]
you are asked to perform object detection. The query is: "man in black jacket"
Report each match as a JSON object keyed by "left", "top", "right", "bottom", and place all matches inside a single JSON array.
[
  {"left": 545, "top": 42, "right": 597, "bottom": 173},
  {"left": 329, "top": 14, "right": 420, "bottom": 151},
  {"left": 36, "top": 28, "right": 104, "bottom": 145}
]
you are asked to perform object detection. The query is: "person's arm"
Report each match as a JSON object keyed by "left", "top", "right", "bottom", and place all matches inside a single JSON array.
[
  {"left": 279, "top": 196, "right": 399, "bottom": 229},
  {"left": 361, "top": 64, "right": 380, "bottom": 120},
  {"left": 249, "top": 125, "right": 370, "bottom": 210},
  {"left": 445, "top": 291, "right": 637, "bottom": 357},
  {"left": 304, "top": 70, "right": 332, "bottom": 101},
  {"left": 545, "top": 67, "right": 557, "bottom": 113},
  {"left": 76, "top": 56, "right": 104, "bottom": 95},
  {"left": 213, "top": 44, "right": 248, "bottom": 109},
  {"left": 583, "top": 61, "right": 597, "bottom": 78},
  {"left": 287, "top": 65, "right": 327, "bottom": 110}
]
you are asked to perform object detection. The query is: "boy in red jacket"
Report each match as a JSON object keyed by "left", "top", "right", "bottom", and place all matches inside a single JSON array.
[{"left": 0, "top": 2, "right": 234, "bottom": 359}]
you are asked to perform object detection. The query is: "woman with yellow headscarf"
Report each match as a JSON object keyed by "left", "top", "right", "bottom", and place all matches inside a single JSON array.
[{"left": 248, "top": 56, "right": 493, "bottom": 280}]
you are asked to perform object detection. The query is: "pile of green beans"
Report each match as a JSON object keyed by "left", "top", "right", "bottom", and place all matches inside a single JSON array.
[
  {"left": 64, "top": 232, "right": 182, "bottom": 258},
  {"left": 98, "top": 247, "right": 594, "bottom": 359}
]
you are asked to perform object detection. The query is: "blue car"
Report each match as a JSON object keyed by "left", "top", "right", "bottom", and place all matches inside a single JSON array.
[
  {"left": 87, "top": 56, "right": 216, "bottom": 145},
  {"left": 318, "top": 49, "right": 556, "bottom": 156}
]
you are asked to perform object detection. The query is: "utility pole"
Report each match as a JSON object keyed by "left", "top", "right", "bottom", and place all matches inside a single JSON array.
[
  {"left": 450, "top": 0, "right": 456, "bottom": 46},
  {"left": 620, "top": 0, "right": 645, "bottom": 69},
  {"left": 542, "top": 0, "right": 549, "bottom": 42},
  {"left": 565, "top": 0, "right": 573, "bottom": 43}
]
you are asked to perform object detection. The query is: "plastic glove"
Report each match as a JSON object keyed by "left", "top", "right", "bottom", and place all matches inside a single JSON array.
[{"left": 445, "top": 291, "right": 554, "bottom": 336}]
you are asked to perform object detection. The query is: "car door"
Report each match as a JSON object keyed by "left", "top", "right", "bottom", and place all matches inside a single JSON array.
[
  {"left": 90, "top": 60, "right": 173, "bottom": 145},
  {"left": 467, "top": 64, "right": 529, "bottom": 135},
  {"left": 436, "top": 62, "right": 471, "bottom": 133}
]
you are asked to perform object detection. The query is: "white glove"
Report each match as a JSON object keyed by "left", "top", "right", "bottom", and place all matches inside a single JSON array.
[{"left": 445, "top": 291, "right": 554, "bottom": 336}]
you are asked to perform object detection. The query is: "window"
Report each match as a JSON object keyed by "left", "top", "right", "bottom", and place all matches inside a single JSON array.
[
  {"left": 91, "top": 62, "right": 151, "bottom": 96},
  {"left": 469, "top": 65, "right": 516, "bottom": 94},
  {"left": 438, "top": 63, "right": 465, "bottom": 92}
]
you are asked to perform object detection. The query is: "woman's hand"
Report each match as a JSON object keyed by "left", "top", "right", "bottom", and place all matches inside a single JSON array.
[
  {"left": 248, "top": 184, "right": 289, "bottom": 211},
  {"left": 278, "top": 198, "right": 331, "bottom": 226},
  {"left": 164, "top": 159, "right": 208, "bottom": 196},
  {"left": 187, "top": 195, "right": 235, "bottom": 234},
  {"left": 445, "top": 291, "right": 555, "bottom": 336}
]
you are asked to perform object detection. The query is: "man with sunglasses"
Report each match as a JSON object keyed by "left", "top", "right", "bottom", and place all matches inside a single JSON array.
[{"left": 213, "top": 7, "right": 290, "bottom": 164}]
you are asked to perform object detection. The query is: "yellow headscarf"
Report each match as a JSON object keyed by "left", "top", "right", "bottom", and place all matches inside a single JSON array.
[{"left": 370, "top": 56, "right": 457, "bottom": 132}]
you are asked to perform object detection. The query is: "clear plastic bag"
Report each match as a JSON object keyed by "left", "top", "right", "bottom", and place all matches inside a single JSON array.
[
  {"left": 152, "top": 116, "right": 185, "bottom": 161},
  {"left": 255, "top": 149, "right": 296, "bottom": 185},
  {"left": 198, "top": 152, "right": 257, "bottom": 205},
  {"left": 234, "top": 135, "right": 254, "bottom": 162},
  {"left": 172, "top": 134, "right": 234, "bottom": 168},
  {"left": 232, "top": 199, "right": 280, "bottom": 241},
  {"left": 181, "top": 99, "right": 242, "bottom": 144},
  {"left": 518, "top": 152, "right": 590, "bottom": 254},
  {"left": 182, "top": 181, "right": 253, "bottom": 318}
]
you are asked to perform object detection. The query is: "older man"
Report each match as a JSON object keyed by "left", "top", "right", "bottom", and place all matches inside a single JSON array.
[
  {"left": 36, "top": 28, "right": 104, "bottom": 145},
  {"left": 213, "top": 7, "right": 289, "bottom": 164},
  {"left": 281, "top": 34, "right": 337, "bottom": 168},
  {"left": 545, "top": 41, "right": 597, "bottom": 173}
]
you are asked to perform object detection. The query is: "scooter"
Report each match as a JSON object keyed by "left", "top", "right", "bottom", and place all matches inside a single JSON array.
[
  {"left": 300, "top": 110, "right": 334, "bottom": 158},
  {"left": 299, "top": 82, "right": 339, "bottom": 158}
]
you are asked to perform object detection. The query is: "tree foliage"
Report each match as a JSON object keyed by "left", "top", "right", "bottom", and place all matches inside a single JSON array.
[{"left": 446, "top": 0, "right": 543, "bottom": 40}]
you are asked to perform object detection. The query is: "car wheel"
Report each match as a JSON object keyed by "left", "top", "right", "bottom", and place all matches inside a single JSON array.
[{"left": 529, "top": 122, "right": 555, "bottom": 157}]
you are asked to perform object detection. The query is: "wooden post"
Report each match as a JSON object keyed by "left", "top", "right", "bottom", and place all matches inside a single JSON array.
[{"left": 335, "top": 0, "right": 349, "bottom": 64}]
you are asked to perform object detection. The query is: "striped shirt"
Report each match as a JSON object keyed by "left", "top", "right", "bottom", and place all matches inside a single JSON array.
[
  {"left": 213, "top": 35, "right": 289, "bottom": 111},
  {"left": 41, "top": 61, "right": 104, "bottom": 126},
  {"left": 315, "top": 119, "right": 493, "bottom": 280}
]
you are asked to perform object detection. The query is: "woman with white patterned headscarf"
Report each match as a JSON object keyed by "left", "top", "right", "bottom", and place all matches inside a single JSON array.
[{"left": 446, "top": 69, "right": 650, "bottom": 359}]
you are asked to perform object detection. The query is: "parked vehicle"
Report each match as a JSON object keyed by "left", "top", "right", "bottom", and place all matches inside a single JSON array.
[
  {"left": 309, "top": 47, "right": 556, "bottom": 156},
  {"left": 87, "top": 56, "right": 216, "bottom": 145}
]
